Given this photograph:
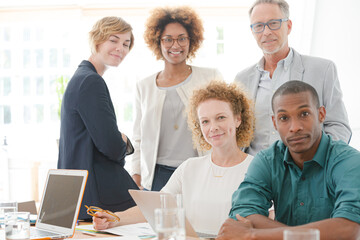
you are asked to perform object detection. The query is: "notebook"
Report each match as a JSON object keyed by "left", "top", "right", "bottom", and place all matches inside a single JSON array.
[
  {"left": 30, "top": 169, "right": 88, "bottom": 240},
  {"left": 128, "top": 190, "right": 216, "bottom": 239}
]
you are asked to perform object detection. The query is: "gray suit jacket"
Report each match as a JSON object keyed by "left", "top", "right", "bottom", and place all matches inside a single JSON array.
[{"left": 235, "top": 49, "right": 351, "bottom": 149}]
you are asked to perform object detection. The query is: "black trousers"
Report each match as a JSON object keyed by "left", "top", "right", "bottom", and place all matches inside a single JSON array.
[{"left": 151, "top": 164, "right": 176, "bottom": 191}]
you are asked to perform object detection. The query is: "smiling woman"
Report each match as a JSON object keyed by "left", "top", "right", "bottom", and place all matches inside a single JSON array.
[
  {"left": 57, "top": 16, "right": 139, "bottom": 220},
  {"left": 129, "top": 6, "right": 224, "bottom": 191}
]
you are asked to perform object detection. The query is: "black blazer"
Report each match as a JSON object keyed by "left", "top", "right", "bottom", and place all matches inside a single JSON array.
[{"left": 58, "top": 60, "right": 138, "bottom": 220}]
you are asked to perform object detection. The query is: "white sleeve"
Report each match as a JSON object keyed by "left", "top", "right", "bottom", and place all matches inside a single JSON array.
[
  {"left": 130, "top": 81, "right": 141, "bottom": 176},
  {"left": 161, "top": 160, "right": 187, "bottom": 194}
]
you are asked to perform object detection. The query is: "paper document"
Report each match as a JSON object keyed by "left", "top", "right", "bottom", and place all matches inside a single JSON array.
[
  {"left": 76, "top": 223, "right": 156, "bottom": 237},
  {"left": 67, "top": 237, "right": 140, "bottom": 240}
]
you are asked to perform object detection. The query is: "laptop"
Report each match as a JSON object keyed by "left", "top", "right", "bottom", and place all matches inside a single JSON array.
[
  {"left": 128, "top": 190, "right": 216, "bottom": 239},
  {"left": 30, "top": 169, "right": 88, "bottom": 240}
]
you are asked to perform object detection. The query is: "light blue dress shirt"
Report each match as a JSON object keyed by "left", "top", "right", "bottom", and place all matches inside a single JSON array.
[{"left": 230, "top": 132, "right": 360, "bottom": 226}]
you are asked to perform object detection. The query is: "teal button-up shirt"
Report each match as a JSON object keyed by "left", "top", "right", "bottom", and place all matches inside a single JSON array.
[{"left": 230, "top": 132, "right": 360, "bottom": 225}]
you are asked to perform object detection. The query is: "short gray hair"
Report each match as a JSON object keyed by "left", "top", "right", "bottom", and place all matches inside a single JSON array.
[{"left": 249, "top": 0, "right": 289, "bottom": 19}]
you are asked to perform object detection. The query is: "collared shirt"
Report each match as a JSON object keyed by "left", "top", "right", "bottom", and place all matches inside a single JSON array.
[
  {"left": 248, "top": 49, "right": 294, "bottom": 156},
  {"left": 230, "top": 132, "right": 360, "bottom": 226}
]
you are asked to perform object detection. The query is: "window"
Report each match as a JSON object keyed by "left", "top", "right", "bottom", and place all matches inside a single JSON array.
[
  {"left": 0, "top": 105, "right": 11, "bottom": 124},
  {"left": 36, "top": 76, "right": 44, "bottom": 96},
  {"left": 123, "top": 102, "right": 133, "bottom": 122},
  {"left": 35, "top": 104, "right": 44, "bottom": 123},
  {"left": 35, "top": 49, "right": 44, "bottom": 68},
  {"left": 216, "top": 26, "right": 225, "bottom": 55},
  {"left": 49, "top": 48, "right": 58, "bottom": 68},
  {"left": 23, "top": 105, "right": 31, "bottom": 124},
  {"left": 23, "top": 77, "right": 31, "bottom": 96},
  {"left": 1, "top": 50, "right": 11, "bottom": 69},
  {"left": 63, "top": 48, "right": 71, "bottom": 68},
  {"left": 23, "top": 27, "right": 31, "bottom": 41},
  {"left": 3, "top": 28, "right": 10, "bottom": 41},
  {"left": 2, "top": 77, "right": 11, "bottom": 96},
  {"left": 23, "top": 49, "right": 31, "bottom": 68}
]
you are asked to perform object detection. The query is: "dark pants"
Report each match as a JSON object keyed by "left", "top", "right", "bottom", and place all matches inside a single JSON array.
[{"left": 151, "top": 164, "right": 176, "bottom": 191}]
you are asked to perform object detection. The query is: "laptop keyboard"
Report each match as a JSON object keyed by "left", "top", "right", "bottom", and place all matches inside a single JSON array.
[{"left": 31, "top": 228, "right": 61, "bottom": 238}]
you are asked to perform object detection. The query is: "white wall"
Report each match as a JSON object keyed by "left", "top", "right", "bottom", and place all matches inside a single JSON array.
[{"left": 309, "top": 0, "right": 360, "bottom": 148}]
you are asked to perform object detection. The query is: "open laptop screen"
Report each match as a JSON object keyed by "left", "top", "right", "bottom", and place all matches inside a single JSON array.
[{"left": 37, "top": 174, "right": 84, "bottom": 228}]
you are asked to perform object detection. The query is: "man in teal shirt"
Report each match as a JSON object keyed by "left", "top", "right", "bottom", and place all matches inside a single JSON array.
[{"left": 217, "top": 81, "right": 360, "bottom": 240}]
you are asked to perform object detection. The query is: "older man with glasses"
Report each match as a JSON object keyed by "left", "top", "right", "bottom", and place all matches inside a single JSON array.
[{"left": 234, "top": 0, "right": 351, "bottom": 156}]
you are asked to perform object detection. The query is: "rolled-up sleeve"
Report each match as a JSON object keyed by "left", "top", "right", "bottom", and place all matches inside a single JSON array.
[{"left": 331, "top": 149, "right": 360, "bottom": 224}]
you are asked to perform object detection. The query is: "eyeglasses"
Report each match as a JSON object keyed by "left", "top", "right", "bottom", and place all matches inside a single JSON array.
[
  {"left": 160, "top": 36, "right": 190, "bottom": 48},
  {"left": 84, "top": 205, "right": 120, "bottom": 222},
  {"left": 250, "top": 18, "right": 288, "bottom": 33}
]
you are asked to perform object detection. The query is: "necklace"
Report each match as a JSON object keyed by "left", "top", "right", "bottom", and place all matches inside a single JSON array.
[
  {"left": 210, "top": 163, "right": 228, "bottom": 178},
  {"left": 167, "top": 89, "right": 183, "bottom": 130}
]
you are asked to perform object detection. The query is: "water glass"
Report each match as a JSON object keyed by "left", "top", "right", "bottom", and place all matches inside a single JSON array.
[
  {"left": 155, "top": 208, "right": 185, "bottom": 240},
  {"left": 283, "top": 228, "right": 320, "bottom": 240},
  {"left": 5, "top": 212, "right": 30, "bottom": 240},
  {"left": 160, "top": 194, "right": 183, "bottom": 209},
  {"left": 0, "top": 202, "right": 17, "bottom": 240}
]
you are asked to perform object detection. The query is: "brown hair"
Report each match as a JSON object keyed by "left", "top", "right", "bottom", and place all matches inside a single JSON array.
[
  {"left": 188, "top": 81, "right": 255, "bottom": 151},
  {"left": 143, "top": 6, "right": 204, "bottom": 60},
  {"left": 89, "top": 16, "right": 134, "bottom": 54}
]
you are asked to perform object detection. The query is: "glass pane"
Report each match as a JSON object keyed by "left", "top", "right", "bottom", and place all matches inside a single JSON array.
[
  {"left": 23, "top": 76, "right": 31, "bottom": 96},
  {"left": 3, "top": 50, "right": 11, "bottom": 69},
  {"left": 49, "top": 75, "right": 56, "bottom": 95},
  {"left": 23, "top": 105, "right": 31, "bottom": 124},
  {"left": 35, "top": 49, "right": 43, "bottom": 68},
  {"left": 23, "top": 27, "right": 31, "bottom": 41},
  {"left": 216, "top": 26, "right": 224, "bottom": 40},
  {"left": 123, "top": 102, "right": 133, "bottom": 122},
  {"left": 36, "top": 76, "right": 44, "bottom": 96},
  {"left": 50, "top": 104, "right": 58, "bottom": 121},
  {"left": 49, "top": 48, "right": 58, "bottom": 67},
  {"left": 35, "top": 104, "right": 44, "bottom": 123},
  {"left": 4, "top": 28, "right": 10, "bottom": 41},
  {"left": 36, "top": 28, "right": 43, "bottom": 42},
  {"left": 23, "top": 49, "right": 31, "bottom": 68},
  {"left": 4, "top": 105, "right": 11, "bottom": 124},
  {"left": 3, "top": 77, "right": 11, "bottom": 96},
  {"left": 63, "top": 48, "right": 71, "bottom": 68},
  {"left": 217, "top": 43, "right": 224, "bottom": 55}
]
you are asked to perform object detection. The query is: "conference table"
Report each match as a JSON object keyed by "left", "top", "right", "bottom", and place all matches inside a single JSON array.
[{"left": 73, "top": 222, "right": 200, "bottom": 240}]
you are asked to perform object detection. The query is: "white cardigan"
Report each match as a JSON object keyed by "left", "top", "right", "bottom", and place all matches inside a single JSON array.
[{"left": 130, "top": 66, "right": 223, "bottom": 190}]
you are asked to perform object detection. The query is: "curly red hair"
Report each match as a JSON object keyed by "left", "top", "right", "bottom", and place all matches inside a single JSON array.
[{"left": 187, "top": 81, "right": 255, "bottom": 151}]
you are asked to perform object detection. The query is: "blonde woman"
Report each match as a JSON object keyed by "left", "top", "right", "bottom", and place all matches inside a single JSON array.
[{"left": 58, "top": 17, "right": 138, "bottom": 220}]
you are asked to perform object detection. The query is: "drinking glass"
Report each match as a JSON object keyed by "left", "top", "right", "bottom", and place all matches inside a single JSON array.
[
  {"left": 154, "top": 208, "right": 185, "bottom": 240},
  {"left": 160, "top": 194, "right": 183, "bottom": 209},
  {"left": 0, "top": 202, "right": 17, "bottom": 240},
  {"left": 283, "top": 228, "right": 320, "bottom": 240},
  {"left": 5, "top": 212, "right": 30, "bottom": 240}
]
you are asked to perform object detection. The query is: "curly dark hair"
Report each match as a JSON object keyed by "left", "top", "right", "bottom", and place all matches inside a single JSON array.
[
  {"left": 143, "top": 6, "right": 204, "bottom": 60},
  {"left": 187, "top": 81, "right": 255, "bottom": 151}
]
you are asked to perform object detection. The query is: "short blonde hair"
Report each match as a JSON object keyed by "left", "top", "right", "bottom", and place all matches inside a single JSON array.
[
  {"left": 143, "top": 6, "right": 204, "bottom": 60},
  {"left": 89, "top": 16, "right": 134, "bottom": 54},
  {"left": 187, "top": 81, "right": 255, "bottom": 151}
]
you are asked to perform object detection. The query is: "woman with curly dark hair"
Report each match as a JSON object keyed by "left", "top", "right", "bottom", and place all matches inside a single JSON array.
[
  {"left": 130, "top": 6, "right": 223, "bottom": 191},
  {"left": 92, "top": 81, "right": 255, "bottom": 235}
]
